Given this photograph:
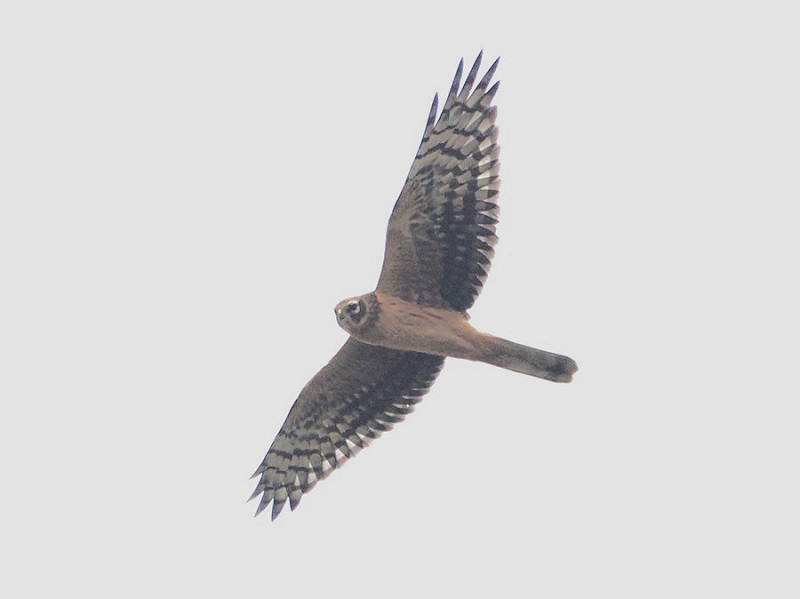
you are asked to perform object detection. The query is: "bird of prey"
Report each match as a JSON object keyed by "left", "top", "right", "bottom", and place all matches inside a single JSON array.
[{"left": 250, "top": 53, "right": 578, "bottom": 520}]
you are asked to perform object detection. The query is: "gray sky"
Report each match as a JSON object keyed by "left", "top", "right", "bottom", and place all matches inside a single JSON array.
[{"left": 2, "top": 1, "right": 798, "bottom": 597}]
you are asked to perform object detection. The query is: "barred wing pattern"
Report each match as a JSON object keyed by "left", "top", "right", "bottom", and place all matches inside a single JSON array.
[
  {"left": 377, "top": 52, "right": 501, "bottom": 312},
  {"left": 250, "top": 339, "right": 444, "bottom": 520}
]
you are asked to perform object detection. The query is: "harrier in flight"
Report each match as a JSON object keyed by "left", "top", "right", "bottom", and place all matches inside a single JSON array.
[{"left": 250, "top": 53, "right": 578, "bottom": 520}]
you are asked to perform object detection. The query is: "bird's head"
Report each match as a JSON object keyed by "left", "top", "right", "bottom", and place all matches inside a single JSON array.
[{"left": 335, "top": 293, "right": 378, "bottom": 334}]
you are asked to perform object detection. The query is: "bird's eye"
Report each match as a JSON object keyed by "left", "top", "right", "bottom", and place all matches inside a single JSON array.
[{"left": 346, "top": 301, "right": 361, "bottom": 315}]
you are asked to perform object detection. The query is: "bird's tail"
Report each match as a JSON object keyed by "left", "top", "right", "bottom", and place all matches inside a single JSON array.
[{"left": 479, "top": 335, "right": 578, "bottom": 383}]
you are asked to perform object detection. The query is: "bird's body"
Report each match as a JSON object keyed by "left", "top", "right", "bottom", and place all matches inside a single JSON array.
[
  {"left": 250, "top": 53, "right": 578, "bottom": 520},
  {"left": 336, "top": 291, "right": 577, "bottom": 382},
  {"left": 337, "top": 291, "right": 480, "bottom": 360}
]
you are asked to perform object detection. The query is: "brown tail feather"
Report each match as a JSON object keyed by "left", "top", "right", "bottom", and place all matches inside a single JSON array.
[{"left": 479, "top": 335, "right": 578, "bottom": 382}]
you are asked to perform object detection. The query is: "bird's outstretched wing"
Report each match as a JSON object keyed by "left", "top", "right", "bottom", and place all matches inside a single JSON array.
[
  {"left": 250, "top": 339, "right": 444, "bottom": 520},
  {"left": 377, "top": 52, "right": 501, "bottom": 312}
]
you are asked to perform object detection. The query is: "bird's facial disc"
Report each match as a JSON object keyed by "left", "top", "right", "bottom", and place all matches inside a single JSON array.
[{"left": 335, "top": 297, "right": 367, "bottom": 332}]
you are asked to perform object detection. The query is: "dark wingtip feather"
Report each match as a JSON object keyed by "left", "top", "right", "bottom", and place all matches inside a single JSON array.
[
  {"left": 254, "top": 497, "right": 269, "bottom": 517},
  {"left": 426, "top": 93, "right": 438, "bottom": 130},
  {"left": 442, "top": 58, "right": 464, "bottom": 112},
  {"left": 485, "top": 80, "right": 500, "bottom": 102},
  {"left": 247, "top": 486, "right": 262, "bottom": 503},
  {"left": 476, "top": 57, "right": 500, "bottom": 93},
  {"left": 289, "top": 489, "right": 303, "bottom": 511},
  {"left": 271, "top": 498, "right": 287, "bottom": 521},
  {"left": 450, "top": 58, "right": 464, "bottom": 95},
  {"left": 459, "top": 52, "right": 483, "bottom": 100}
]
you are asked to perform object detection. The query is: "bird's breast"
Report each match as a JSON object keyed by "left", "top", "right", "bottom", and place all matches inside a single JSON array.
[{"left": 353, "top": 291, "right": 483, "bottom": 360}]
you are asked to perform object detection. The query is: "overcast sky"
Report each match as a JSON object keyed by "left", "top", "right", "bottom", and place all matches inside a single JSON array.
[{"left": 2, "top": 1, "right": 798, "bottom": 597}]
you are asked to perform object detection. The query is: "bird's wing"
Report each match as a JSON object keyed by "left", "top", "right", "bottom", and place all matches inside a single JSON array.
[
  {"left": 250, "top": 338, "right": 444, "bottom": 520},
  {"left": 376, "top": 52, "right": 501, "bottom": 313}
]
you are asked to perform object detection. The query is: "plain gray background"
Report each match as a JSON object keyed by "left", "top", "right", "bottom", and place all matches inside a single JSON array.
[{"left": 2, "top": 1, "right": 797, "bottom": 597}]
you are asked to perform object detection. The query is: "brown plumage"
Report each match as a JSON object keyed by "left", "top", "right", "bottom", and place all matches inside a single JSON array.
[
  {"left": 336, "top": 292, "right": 575, "bottom": 382},
  {"left": 250, "top": 53, "right": 577, "bottom": 520}
]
